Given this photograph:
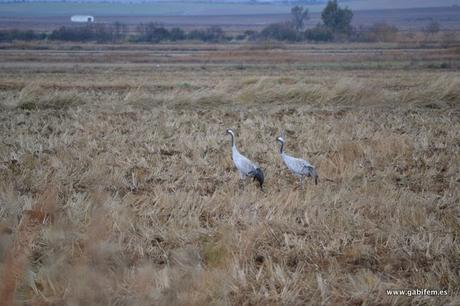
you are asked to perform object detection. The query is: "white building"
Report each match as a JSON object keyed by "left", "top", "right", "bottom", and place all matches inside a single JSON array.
[{"left": 71, "top": 15, "right": 95, "bottom": 23}]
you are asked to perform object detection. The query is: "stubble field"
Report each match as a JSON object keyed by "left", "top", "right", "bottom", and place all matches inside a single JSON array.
[{"left": 0, "top": 41, "right": 459, "bottom": 305}]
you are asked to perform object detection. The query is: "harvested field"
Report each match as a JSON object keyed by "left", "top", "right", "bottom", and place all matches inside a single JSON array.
[{"left": 0, "top": 40, "right": 459, "bottom": 305}]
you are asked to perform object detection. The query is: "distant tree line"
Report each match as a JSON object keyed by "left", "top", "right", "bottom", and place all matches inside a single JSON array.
[
  {"left": 48, "top": 23, "right": 124, "bottom": 42},
  {"left": 0, "top": 29, "right": 46, "bottom": 42},
  {"left": 252, "top": 1, "right": 444, "bottom": 43},
  {"left": 136, "top": 24, "right": 227, "bottom": 43},
  {"left": 0, "top": 1, "right": 447, "bottom": 44},
  {"left": 0, "top": 23, "right": 232, "bottom": 43},
  {"left": 259, "top": 0, "right": 354, "bottom": 42}
]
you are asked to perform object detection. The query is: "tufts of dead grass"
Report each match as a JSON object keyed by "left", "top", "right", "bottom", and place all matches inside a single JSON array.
[
  {"left": 237, "top": 77, "right": 324, "bottom": 105},
  {"left": 402, "top": 75, "right": 460, "bottom": 107},
  {"left": 326, "top": 78, "right": 380, "bottom": 104},
  {"left": 14, "top": 84, "right": 86, "bottom": 111},
  {"left": 124, "top": 88, "right": 158, "bottom": 110}
]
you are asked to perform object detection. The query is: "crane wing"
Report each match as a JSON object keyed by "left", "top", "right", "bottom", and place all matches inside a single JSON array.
[
  {"left": 282, "top": 154, "right": 312, "bottom": 175},
  {"left": 233, "top": 149, "right": 257, "bottom": 175}
]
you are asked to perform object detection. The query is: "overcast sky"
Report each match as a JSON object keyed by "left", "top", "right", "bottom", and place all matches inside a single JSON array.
[{"left": 2, "top": 0, "right": 459, "bottom": 5}]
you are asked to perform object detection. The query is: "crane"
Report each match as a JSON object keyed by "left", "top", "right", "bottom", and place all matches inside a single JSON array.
[
  {"left": 276, "top": 135, "right": 318, "bottom": 186},
  {"left": 226, "top": 128, "right": 264, "bottom": 190}
]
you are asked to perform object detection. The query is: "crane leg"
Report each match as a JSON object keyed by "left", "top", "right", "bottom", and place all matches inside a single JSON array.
[{"left": 239, "top": 172, "right": 245, "bottom": 190}]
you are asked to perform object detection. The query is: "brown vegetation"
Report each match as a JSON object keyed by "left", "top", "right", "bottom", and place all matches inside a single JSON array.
[{"left": 0, "top": 41, "right": 459, "bottom": 305}]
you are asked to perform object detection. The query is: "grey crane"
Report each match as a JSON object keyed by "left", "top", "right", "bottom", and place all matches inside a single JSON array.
[
  {"left": 226, "top": 129, "right": 264, "bottom": 190},
  {"left": 276, "top": 135, "right": 318, "bottom": 186}
]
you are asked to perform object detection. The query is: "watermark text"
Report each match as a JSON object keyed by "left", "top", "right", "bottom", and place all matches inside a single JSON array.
[{"left": 386, "top": 288, "right": 448, "bottom": 297}]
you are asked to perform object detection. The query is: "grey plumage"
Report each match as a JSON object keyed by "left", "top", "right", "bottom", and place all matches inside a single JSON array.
[
  {"left": 276, "top": 136, "right": 318, "bottom": 185},
  {"left": 226, "top": 129, "right": 264, "bottom": 189}
]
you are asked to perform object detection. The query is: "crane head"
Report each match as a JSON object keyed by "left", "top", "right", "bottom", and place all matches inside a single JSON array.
[{"left": 276, "top": 136, "right": 285, "bottom": 144}]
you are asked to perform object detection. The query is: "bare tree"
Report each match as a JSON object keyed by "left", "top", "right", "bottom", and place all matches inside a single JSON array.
[
  {"left": 291, "top": 6, "right": 309, "bottom": 32},
  {"left": 424, "top": 20, "right": 440, "bottom": 36}
]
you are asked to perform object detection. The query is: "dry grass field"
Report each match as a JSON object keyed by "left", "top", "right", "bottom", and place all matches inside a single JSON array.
[{"left": 0, "top": 40, "right": 459, "bottom": 305}]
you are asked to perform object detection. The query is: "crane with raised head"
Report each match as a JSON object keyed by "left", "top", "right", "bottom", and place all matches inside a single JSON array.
[
  {"left": 226, "top": 128, "right": 264, "bottom": 190},
  {"left": 276, "top": 134, "right": 318, "bottom": 186}
]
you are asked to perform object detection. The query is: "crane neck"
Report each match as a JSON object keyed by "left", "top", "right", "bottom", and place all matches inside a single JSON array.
[
  {"left": 229, "top": 133, "right": 235, "bottom": 148},
  {"left": 279, "top": 141, "right": 284, "bottom": 154}
]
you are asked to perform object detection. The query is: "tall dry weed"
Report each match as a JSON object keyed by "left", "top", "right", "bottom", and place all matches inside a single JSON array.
[{"left": 15, "top": 84, "right": 86, "bottom": 110}]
